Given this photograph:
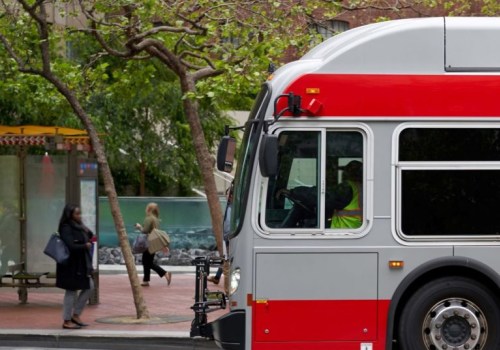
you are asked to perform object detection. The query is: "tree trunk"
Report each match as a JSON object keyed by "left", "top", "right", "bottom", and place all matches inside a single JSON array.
[
  {"left": 47, "top": 75, "right": 150, "bottom": 319},
  {"left": 139, "top": 161, "right": 146, "bottom": 196},
  {"left": 179, "top": 74, "right": 224, "bottom": 255}
]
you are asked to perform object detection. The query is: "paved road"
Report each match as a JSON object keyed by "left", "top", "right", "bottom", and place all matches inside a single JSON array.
[{"left": 0, "top": 348, "right": 216, "bottom": 350}]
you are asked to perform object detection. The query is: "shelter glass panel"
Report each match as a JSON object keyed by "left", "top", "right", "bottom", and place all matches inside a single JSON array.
[
  {"left": 0, "top": 156, "right": 20, "bottom": 275},
  {"left": 25, "top": 155, "right": 67, "bottom": 273},
  {"left": 98, "top": 197, "right": 223, "bottom": 251}
]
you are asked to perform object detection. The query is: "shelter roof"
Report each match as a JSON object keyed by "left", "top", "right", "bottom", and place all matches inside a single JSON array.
[
  {"left": 0, "top": 125, "right": 87, "bottom": 136},
  {"left": 0, "top": 125, "right": 92, "bottom": 150}
]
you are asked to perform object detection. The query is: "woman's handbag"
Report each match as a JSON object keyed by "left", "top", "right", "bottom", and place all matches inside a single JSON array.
[
  {"left": 132, "top": 233, "right": 149, "bottom": 254},
  {"left": 43, "top": 232, "right": 70, "bottom": 264},
  {"left": 147, "top": 228, "right": 171, "bottom": 254}
]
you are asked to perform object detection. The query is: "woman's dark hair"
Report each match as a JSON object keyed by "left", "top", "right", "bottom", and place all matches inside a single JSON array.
[{"left": 59, "top": 204, "right": 79, "bottom": 231}]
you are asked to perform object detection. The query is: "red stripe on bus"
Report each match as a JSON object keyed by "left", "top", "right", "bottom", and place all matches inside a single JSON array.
[
  {"left": 252, "top": 299, "right": 390, "bottom": 349},
  {"left": 279, "top": 74, "right": 500, "bottom": 117}
]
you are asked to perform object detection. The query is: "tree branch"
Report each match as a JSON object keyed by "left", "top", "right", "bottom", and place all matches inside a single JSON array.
[
  {"left": 340, "top": 0, "right": 423, "bottom": 12},
  {"left": 180, "top": 59, "right": 205, "bottom": 71},
  {"left": 12, "top": 0, "right": 51, "bottom": 73},
  {"left": 37, "top": 3, "right": 51, "bottom": 74},
  {"left": 1, "top": 0, "right": 18, "bottom": 17},
  {"left": 84, "top": 25, "right": 135, "bottom": 58},
  {"left": 78, "top": 2, "right": 129, "bottom": 30},
  {"left": 174, "top": 33, "right": 186, "bottom": 54},
  {"left": 179, "top": 50, "right": 216, "bottom": 69},
  {"left": 144, "top": 45, "right": 177, "bottom": 73},
  {"left": 0, "top": 32, "right": 40, "bottom": 74},
  {"left": 175, "top": 12, "right": 207, "bottom": 34},
  {"left": 127, "top": 24, "right": 201, "bottom": 45},
  {"left": 178, "top": 37, "right": 214, "bottom": 52},
  {"left": 16, "top": 0, "right": 43, "bottom": 23},
  {"left": 28, "top": 0, "right": 45, "bottom": 12},
  {"left": 191, "top": 67, "right": 224, "bottom": 82},
  {"left": 133, "top": 39, "right": 183, "bottom": 74}
]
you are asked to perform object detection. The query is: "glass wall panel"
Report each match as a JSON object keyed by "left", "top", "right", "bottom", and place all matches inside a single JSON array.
[
  {"left": 99, "top": 197, "right": 225, "bottom": 250},
  {"left": 0, "top": 156, "right": 20, "bottom": 275},
  {"left": 25, "top": 155, "right": 67, "bottom": 273}
]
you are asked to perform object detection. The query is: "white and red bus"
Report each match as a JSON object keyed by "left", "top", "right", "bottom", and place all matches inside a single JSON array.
[{"left": 203, "top": 17, "right": 500, "bottom": 350}]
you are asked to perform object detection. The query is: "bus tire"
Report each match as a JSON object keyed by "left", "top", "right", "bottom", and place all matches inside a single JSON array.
[{"left": 397, "top": 276, "right": 500, "bottom": 350}]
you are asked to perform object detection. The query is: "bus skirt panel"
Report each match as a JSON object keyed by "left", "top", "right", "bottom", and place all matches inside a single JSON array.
[{"left": 252, "top": 299, "right": 390, "bottom": 349}]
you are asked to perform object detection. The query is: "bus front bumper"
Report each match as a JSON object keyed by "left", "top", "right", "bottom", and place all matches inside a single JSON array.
[{"left": 211, "top": 309, "right": 245, "bottom": 350}]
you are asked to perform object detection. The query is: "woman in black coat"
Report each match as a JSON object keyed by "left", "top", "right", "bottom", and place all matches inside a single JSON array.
[{"left": 56, "top": 204, "right": 94, "bottom": 329}]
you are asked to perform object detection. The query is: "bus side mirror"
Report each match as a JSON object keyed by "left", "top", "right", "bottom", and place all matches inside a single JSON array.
[
  {"left": 217, "top": 136, "right": 237, "bottom": 173},
  {"left": 259, "top": 134, "right": 278, "bottom": 177}
]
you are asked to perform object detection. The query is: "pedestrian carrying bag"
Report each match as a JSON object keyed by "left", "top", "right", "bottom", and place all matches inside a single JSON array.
[
  {"left": 44, "top": 232, "right": 70, "bottom": 264},
  {"left": 147, "top": 228, "right": 170, "bottom": 254},
  {"left": 132, "top": 233, "right": 149, "bottom": 254}
]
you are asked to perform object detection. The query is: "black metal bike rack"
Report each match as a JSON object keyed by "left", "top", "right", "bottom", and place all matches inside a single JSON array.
[{"left": 190, "top": 256, "right": 227, "bottom": 338}]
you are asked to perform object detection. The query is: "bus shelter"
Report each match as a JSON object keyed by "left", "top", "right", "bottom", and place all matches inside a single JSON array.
[{"left": 0, "top": 125, "right": 99, "bottom": 303}]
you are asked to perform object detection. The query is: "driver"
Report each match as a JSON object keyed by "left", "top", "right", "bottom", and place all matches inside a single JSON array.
[
  {"left": 274, "top": 160, "right": 363, "bottom": 229},
  {"left": 328, "top": 160, "right": 363, "bottom": 229}
]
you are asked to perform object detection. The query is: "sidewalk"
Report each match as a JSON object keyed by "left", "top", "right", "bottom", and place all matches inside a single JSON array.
[{"left": 0, "top": 266, "right": 226, "bottom": 346}]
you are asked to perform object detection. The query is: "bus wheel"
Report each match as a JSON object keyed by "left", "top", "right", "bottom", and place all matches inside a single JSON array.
[{"left": 397, "top": 276, "right": 500, "bottom": 350}]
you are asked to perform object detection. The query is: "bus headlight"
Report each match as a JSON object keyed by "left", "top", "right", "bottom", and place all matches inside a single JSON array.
[{"left": 229, "top": 268, "right": 241, "bottom": 296}]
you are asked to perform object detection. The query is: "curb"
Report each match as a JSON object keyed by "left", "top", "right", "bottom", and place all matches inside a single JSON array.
[
  {"left": 98, "top": 265, "right": 219, "bottom": 275},
  {"left": 0, "top": 330, "right": 216, "bottom": 349},
  {"left": 0, "top": 329, "right": 190, "bottom": 338}
]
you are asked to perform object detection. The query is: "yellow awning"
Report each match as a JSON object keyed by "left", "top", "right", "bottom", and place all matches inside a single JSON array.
[{"left": 0, "top": 125, "right": 88, "bottom": 136}]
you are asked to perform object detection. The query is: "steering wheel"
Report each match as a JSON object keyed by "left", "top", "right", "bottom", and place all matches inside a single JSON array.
[{"left": 281, "top": 191, "right": 315, "bottom": 215}]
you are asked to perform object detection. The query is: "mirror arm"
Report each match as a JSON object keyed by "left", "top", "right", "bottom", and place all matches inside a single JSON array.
[
  {"left": 264, "top": 107, "right": 288, "bottom": 134},
  {"left": 272, "top": 92, "right": 304, "bottom": 125},
  {"left": 273, "top": 94, "right": 292, "bottom": 121},
  {"left": 224, "top": 124, "right": 246, "bottom": 136}
]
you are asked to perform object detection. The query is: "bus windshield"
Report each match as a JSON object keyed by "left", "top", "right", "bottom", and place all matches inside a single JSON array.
[{"left": 230, "top": 84, "right": 270, "bottom": 236}]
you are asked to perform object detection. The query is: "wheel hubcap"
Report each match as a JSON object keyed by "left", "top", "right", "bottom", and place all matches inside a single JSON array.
[{"left": 423, "top": 299, "right": 487, "bottom": 350}]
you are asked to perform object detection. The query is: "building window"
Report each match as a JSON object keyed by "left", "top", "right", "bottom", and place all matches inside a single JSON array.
[
  {"left": 397, "top": 126, "right": 500, "bottom": 238},
  {"left": 66, "top": 41, "right": 76, "bottom": 60},
  {"left": 316, "top": 20, "right": 350, "bottom": 40},
  {"left": 221, "top": 36, "right": 241, "bottom": 48}
]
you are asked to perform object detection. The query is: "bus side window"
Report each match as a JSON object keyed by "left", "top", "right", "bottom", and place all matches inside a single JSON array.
[
  {"left": 264, "top": 131, "right": 320, "bottom": 229},
  {"left": 325, "top": 131, "right": 364, "bottom": 230}
]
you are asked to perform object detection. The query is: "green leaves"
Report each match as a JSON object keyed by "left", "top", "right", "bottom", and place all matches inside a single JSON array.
[{"left": 4, "top": 0, "right": 497, "bottom": 195}]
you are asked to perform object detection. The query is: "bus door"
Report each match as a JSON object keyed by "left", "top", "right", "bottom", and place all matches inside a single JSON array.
[{"left": 254, "top": 128, "right": 378, "bottom": 345}]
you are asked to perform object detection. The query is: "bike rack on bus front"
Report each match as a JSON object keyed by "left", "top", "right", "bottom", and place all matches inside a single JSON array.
[{"left": 190, "top": 256, "right": 227, "bottom": 338}]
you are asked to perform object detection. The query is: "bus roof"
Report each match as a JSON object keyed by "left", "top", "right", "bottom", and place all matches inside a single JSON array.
[
  {"left": 267, "top": 17, "right": 500, "bottom": 118},
  {"left": 300, "top": 17, "right": 500, "bottom": 75}
]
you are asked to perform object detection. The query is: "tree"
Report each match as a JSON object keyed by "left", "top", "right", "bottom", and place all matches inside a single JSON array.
[
  {"left": 0, "top": 50, "right": 76, "bottom": 126},
  {"left": 0, "top": 30, "right": 231, "bottom": 196},
  {"left": 75, "top": 0, "right": 340, "bottom": 255},
  {"left": 0, "top": 1, "right": 150, "bottom": 319},
  {"left": 86, "top": 58, "right": 233, "bottom": 196},
  {"left": 2, "top": 0, "right": 496, "bottom": 318}
]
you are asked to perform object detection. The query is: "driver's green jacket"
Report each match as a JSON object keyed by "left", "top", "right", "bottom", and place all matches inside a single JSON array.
[{"left": 331, "top": 181, "right": 362, "bottom": 229}]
